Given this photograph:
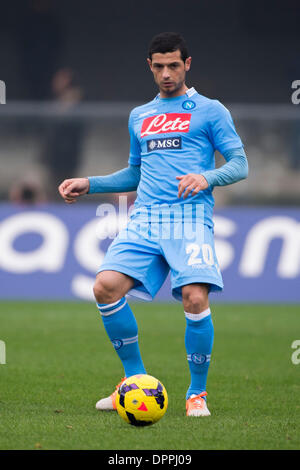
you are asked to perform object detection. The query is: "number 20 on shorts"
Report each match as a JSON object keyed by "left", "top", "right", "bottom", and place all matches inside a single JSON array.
[{"left": 186, "top": 243, "right": 215, "bottom": 266}]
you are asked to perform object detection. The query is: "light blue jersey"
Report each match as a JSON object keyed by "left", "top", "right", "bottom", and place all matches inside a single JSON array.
[
  {"left": 97, "top": 88, "right": 246, "bottom": 300},
  {"left": 128, "top": 87, "right": 243, "bottom": 227}
]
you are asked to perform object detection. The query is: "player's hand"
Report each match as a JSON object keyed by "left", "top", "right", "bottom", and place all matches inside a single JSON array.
[
  {"left": 58, "top": 178, "right": 90, "bottom": 204},
  {"left": 176, "top": 173, "right": 209, "bottom": 199}
]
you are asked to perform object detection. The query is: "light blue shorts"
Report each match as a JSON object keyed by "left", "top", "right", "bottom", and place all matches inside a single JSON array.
[{"left": 97, "top": 214, "right": 223, "bottom": 301}]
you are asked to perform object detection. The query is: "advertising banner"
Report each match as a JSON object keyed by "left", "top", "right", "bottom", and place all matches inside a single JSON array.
[{"left": 0, "top": 203, "right": 299, "bottom": 303}]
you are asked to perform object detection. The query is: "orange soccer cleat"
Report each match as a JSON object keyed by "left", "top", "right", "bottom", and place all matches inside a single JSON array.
[
  {"left": 186, "top": 392, "right": 211, "bottom": 417},
  {"left": 96, "top": 378, "right": 126, "bottom": 411}
]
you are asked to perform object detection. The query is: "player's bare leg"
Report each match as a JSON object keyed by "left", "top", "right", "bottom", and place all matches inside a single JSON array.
[
  {"left": 93, "top": 271, "right": 147, "bottom": 410},
  {"left": 93, "top": 270, "right": 134, "bottom": 304},
  {"left": 182, "top": 283, "right": 212, "bottom": 417},
  {"left": 181, "top": 283, "right": 209, "bottom": 313}
]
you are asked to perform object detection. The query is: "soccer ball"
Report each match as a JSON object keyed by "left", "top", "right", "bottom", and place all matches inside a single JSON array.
[{"left": 116, "top": 374, "right": 168, "bottom": 426}]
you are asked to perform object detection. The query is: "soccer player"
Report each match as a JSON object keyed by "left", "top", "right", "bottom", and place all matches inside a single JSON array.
[{"left": 58, "top": 32, "right": 248, "bottom": 417}]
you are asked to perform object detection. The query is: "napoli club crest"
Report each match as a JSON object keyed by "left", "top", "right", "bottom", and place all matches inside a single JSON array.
[
  {"left": 182, "top": 100, "right": 196, "bottom": 110},
  {"left": 112, "top": 339, "right": 123, "bottom": 350}
]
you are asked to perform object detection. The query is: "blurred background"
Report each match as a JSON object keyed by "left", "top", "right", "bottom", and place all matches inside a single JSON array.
[{"left": 0, "top": 0, "right": 299, "bottom": 302}]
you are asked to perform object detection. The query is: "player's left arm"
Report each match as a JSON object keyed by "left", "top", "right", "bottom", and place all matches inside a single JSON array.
[
  {"left": 177, "top": 147, "right": 248, "bottom": 198},
  {"left": 201, "top": 146, "right": 248, "bottom": 187},
  {"left": 177, "top": 100, "right": 248, "bottom": 199}
]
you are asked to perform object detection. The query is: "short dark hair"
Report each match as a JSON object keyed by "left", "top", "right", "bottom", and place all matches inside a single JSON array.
[{"left": 148, "top": 32, "right": 189, "bottom": 62}]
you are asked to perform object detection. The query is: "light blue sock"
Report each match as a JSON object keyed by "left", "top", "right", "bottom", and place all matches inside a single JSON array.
[
  {"left": 97, "top": 297, "right": 146, "bottom": 378},
  {"left": 185, "top": 308, "right": 214, "bottom": 400}
]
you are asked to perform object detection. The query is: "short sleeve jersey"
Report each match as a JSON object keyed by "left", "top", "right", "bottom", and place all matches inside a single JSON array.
[{"left": 128, "top": 87, "right": 243, "bottom": 227}]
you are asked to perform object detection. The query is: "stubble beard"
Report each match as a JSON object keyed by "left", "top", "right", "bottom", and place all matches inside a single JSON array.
[{"left": 159, "top": 79, "right": 186, "bottom": 98}]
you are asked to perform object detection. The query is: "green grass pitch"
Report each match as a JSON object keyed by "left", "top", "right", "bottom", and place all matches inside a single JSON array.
[{"left": 0, "top": 301, "right": 299, "bottom": 450}]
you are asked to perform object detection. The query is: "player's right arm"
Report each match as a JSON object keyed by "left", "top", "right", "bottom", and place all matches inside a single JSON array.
[
  {"left": 58, "top": 164, "right": 141, "bottom": 204},
  {"left": 58, "top": 177, "right": 90, "bottom": 204},
  {"left": 58, "top": 110, "right": 142, "bottom": 204}
]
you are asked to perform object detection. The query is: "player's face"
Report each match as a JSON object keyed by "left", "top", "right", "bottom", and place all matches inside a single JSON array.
[{"left": 147, "top": 50, "right": 192, "bottom": 98}]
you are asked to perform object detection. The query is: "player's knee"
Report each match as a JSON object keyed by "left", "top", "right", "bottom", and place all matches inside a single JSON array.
[
  {"left": 182, "top": 284, "right": 209, "bottom": 313},
  {"left": 93, "top": 276, "right": 119, "bottom": 304}
]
